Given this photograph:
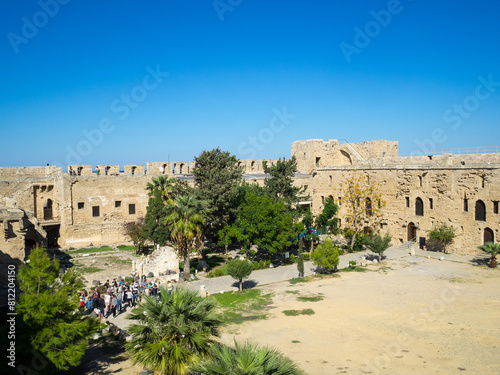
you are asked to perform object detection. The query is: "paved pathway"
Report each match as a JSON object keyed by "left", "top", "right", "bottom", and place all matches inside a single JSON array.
[{"left": 105, "top": 245, "right": 488, "bottom": 331}]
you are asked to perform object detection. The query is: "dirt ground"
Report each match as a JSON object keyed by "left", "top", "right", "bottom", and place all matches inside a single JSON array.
[
  {"left": 220, "top": 256, "right": 500, "bottom": 375},
  {"left": 73, "top": 253, "right": 500, "bottom": 374}
]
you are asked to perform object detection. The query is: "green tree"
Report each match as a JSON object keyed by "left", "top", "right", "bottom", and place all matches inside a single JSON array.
[
  {"left": 477, "top": 242, "right": 500, "bottom": 268},
  {"left": 123, "top": 218, "right": 146, "bottom": 254},
  {"left": 16, "top": 247, "right": 95, "bottom": 372},
  {"left": 364, "top": 232, "right": 392, "bottom": 263},
  {"left": 146, "top": 175, "right": 175, "bottom": 205},
  {"left": 142, "top": 195, "right": 170, "bottom": 246},
  {"left": 427, "top": 224, "right": 457, "bottom": 253},
  {"left": 262, "top": 156, "right": 307, "bottom": 218},
  {"left": 311, "top": 238, "right": 340, "bottom": 273},
  {"left": 192, "top": 340, "right": 304, "bottom": 375},
  {"left": 223, "top": 193, "right": 294, "bottom": 258},
  {"left": 297, "top": 238, "right": 305, "bottom": 277},
  {"left": 126, "top": 287, "right": 221, "bottom": 375},
  {"left": 316, "top": 197, "right": 339, "bottom": 233},
  {"left": 163, "top": 194, "right": 206, "bottom": 281},
  {"left": 192, "top": 148, "right": 244, "bottom": 232},
  {"left": 338, "top": 173, "right": 385, "bottom": 251},
  {"left": 226, "top": 258, "right": 253, "bottom": 291}
]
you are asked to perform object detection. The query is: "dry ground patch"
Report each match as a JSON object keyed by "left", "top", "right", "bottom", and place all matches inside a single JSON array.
[{"left": 220, "top": 257, "right": 500, "bottom": 375}]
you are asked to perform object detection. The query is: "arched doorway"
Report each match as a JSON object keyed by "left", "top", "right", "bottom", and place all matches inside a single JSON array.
[
  {"left": 484, "top": 227, "right": 494, "bottom": 244},
  {"left": 415, "top": 197, "right": 424, "bottom": 216},
  {"left": 43, "top": 199, "right": 53, "bottom": 220},
  {"left": 408, "top": 222, "right": 417, "bottom": 241},
  {"left": 475, "top": 200, "right": 486, "bottom": 221}
]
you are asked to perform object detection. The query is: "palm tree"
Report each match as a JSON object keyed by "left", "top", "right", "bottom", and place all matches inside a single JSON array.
[
  {"left": 477, "top": 242, "right": 500, "bottom": 268},
  {"left": 146, "top": 176, "right": 175, "bottom": 205},
  {"left": 163, "top": 194, "right": 206, "bottom": 281},
  {"left": 192, "top": 340, "right": 304, "bottom": 375},
  {"left": 126, "top": 287, "right": 221, "bottom": 375}
]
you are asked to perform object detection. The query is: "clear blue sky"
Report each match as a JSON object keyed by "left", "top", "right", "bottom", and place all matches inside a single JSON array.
[{"left": 1, "top": 0, "right": 499, "bottom": 167}]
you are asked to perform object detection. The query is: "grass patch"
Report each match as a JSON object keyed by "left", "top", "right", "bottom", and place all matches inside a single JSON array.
[
  {"left": 297, "top": 295, "right": 324, "bottom": 302},
  {"left": 66, "top": 246, "right": 114, "bottom": 254},
  {"left": 282, "top": 309, "right": 315, "bottom": 316},
  {"left": 338, "top": 266, "right": 369, "bottom": 273},
  {"left": 210, "top": 289, "right": 273, "bottom": 325},
  {"left": 289, "top": 277, "right": 310, "bottom": 285},
  {"left": 292, "top": 340, "right": 301, "bottom": 343},
  {"left": 117, "top": 245, "right": 136, "bottom": 251},
  {"left": 285, "top": 290, "right": 300, "bottom": 294},
  {"left": 110, "top": 258, "right": 131, "bottom": 266},
  {"left": 289, "top": 273, "right": 339, "bottom": 285}
]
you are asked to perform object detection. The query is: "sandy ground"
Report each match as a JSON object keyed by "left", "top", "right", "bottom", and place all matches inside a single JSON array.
[
  {"left": 220, "top": 257, "right": 500, "bottom": 375},
  {"left": 71, "top": 251, "right": 500, "bottom": 375}
]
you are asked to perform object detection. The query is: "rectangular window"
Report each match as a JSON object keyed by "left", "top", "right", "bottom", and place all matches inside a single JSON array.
[
  {"left": 464, "top": 198, "right": 468, "bottom": 212},
  {"left": 129, "top": 204, "right": 136, "bottom": 215},
  {"left": 78, "top": 202, "right": 84, "bottom": 209},
  {"left": 429, "top": 198, "right": 433, "bottom": 210},
  {"left": 405, "top": 197, "right": 410, "bottom": 208},
  {"left": 494, "top": 201, "right": 499, "bottom": 214},
  {"left": 92, "top": 206, "right": 100, "bottom": 217},
  {"left": 329, "top": 175, "right": 332, "bottom": 184},
  {"left": 315, "top": 157, "right": 321, "bottom": 167},
  {"left": 338, "top": 197, "right": 342, "bottom": 206},
  {"left": 115, "top": 201, "right": 121, "bottom": 208}
]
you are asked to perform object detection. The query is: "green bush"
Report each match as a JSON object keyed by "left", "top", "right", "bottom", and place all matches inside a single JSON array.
[
  {"left": 207, "top": 272, "right": 214, "bottom": 278},
  {"left": 290, "top": 254, "right": 296, "bottom": 263},
  {"left": 259, "top": 260, "right": 265, "bottom": 269},
  {"left": 214, "top": 269, "right": 224, "bottom": 277},
  {"left": 253, "top": 261, "right": 260, "bottom": 270},
  {"left": 349, "top": 260, "right": 357, "bottom": 267},
  {"left": 303, "top": 253, "right": 310, "bottom": 260},
  {"left": 265, "top": 259, "right": 271, "bottom": 267},
  {"left": 311, "top": 238, "right": 340, "bottom": 273}
]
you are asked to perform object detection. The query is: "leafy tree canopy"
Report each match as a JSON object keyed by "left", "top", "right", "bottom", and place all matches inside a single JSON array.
[
  {"left": 427, "top": 224, "right": 457, "bottom": 253},
  {"left": 192, "top": 148, "right": 244, "bottom": 231},
  {"left": 16, "top": 247, "right": 95, "bottom": 373},
  {"left": 316, "top": 197, "right": 339, "bottom": 233},
  {"left": 263, "top": 156, "right": 308, "bottom": 218},
  {"left": 364, "top": 231, "right": 392, "bottom": 262},
  {"left": 311, "top": 238, "right": 340, "bottom": 273},
  {"left": 226, "top": 258, "right": 253, "bottom": 291}
]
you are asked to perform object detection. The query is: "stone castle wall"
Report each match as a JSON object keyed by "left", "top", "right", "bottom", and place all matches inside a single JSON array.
[{"left": 1, "top": 139, "right": 500, "bottom": 260}]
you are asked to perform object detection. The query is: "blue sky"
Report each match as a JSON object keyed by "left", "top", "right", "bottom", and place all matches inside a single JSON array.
[{"left": 1, "top": 0, "right": 499, "bottom": 167}]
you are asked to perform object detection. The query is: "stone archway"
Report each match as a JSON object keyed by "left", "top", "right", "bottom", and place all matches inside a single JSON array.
[
  {"left": 484, "top": 227, "right": 494, "bottom": 244},
  {"left": 407, "top": 222, "right": 417, "bottom": 241}
]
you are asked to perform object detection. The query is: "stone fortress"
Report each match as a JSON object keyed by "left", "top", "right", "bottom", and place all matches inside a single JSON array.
[{"left": 1, "top": 139, "right": 499, "bottom": 262}]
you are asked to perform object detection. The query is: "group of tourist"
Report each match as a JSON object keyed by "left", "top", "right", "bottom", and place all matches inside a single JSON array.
[{"left": 78, "top": 276, "right": 175, "bottom": 318}]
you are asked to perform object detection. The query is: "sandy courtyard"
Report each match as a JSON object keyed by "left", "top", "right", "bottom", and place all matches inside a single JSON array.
[{"left": 220, "top": 256, "right": 500, "bottom": 375}]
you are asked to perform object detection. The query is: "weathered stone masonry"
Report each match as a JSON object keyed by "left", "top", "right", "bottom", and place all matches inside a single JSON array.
[{"left": 1, "top": 139, "right": 499, "bottom": 261}]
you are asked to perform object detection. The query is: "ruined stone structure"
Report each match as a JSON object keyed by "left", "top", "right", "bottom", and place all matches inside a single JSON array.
[{"left": 1, "top": 139, "right": 499, "bottom": 261}]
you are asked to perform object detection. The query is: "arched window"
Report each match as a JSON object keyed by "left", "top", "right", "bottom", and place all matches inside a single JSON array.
[
  {"left": 365, "top": 198, "right": 373, "bottom": 217},
  {"left": 419, "top": 176, "right": 423, "bottom": 187},
  {"left": 105, "top": 166, "right": 110, "bottom": 176},
  {"left": 77, "top": 166, "right": 83, "bottom": 176},
  {"left": 484, "top": 228, "right": 494, "bottom": 244},
  {"left": 415, "top": 197, "right": 424, "bottom": 216},
  {"left": 162, "top": 164, "right": 167, "bottom": 175},
  {"left": 131, "top": 166, "right": 136, "bottom": 175},
  {"left": 475, "top": 200, "right": 486, "bottom": 221}
]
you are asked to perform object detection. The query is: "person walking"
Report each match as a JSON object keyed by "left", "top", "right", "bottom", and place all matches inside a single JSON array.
[
  {"left": 85, "top": 297, "right": 93, "bottom": 314},
  {"left": 127, "top": 288, "right": 134, "bottom": 308},
  {"left": 104, "top": 292, "right": 111, "bottom": 317},
  {"left": 167, "top": 280, "right": 173, "bottom": 295},
  {"left": 116, "top": 290, "right": 123, "bottom": 313},
  {"left": 110, "top": 294, "right": 117, "bottom": 318}
]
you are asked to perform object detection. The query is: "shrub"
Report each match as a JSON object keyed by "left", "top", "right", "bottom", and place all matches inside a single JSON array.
[
  {"left": 311, "top": 238, "right": 340, "bottom": 273},
  {"left": 214, "top": 269, "right": 224, "bottom": 277},
  {"left": 303, "top": 253, "right": 310, "bottom": 260},
  {"left": 427, "top": 224, "right": 457, "bottom": 253},
  {"left": 253, "top": 261, "right": 260, "bottom": 270},
  {"left": 207, "top": 272, "right": 214, "bottom": 278},
  {"left": 259, "top": 260, "right": 265, "bottom": 269},
  {"left": 349, "top": 260, "right": 357, "bottom": 267},
  {"left": 290, "top": 254, "right": 296, "bottom": 263},
  {"left": 265, "top": 259, "right": 271, "bottom": 267},
  {"left": 364, "top": 231, "right": 392, "bottom": 262}
]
